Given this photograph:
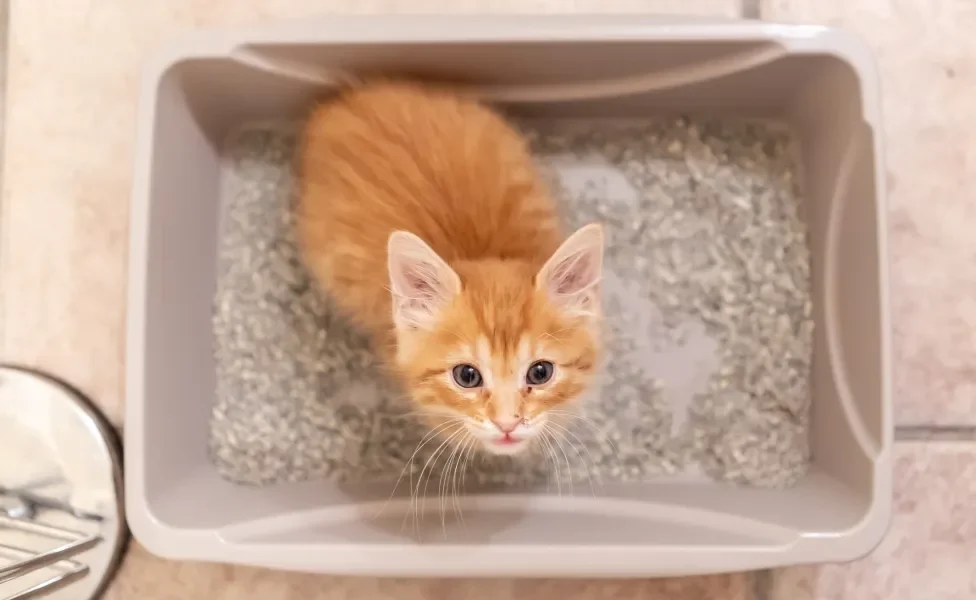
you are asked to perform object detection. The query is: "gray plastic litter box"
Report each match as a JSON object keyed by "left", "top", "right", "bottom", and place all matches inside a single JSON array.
[{"left": 125, "top": 16, "right": 892, "bottom": 577}]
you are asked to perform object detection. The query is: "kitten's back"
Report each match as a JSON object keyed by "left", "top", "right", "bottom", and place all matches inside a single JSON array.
[{"left": 297, "top": 82, "right": 562, "bottom": 335}]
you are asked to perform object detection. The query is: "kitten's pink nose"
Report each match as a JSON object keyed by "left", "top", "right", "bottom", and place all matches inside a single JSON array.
[{"left": 491, "top": 418, "right": 521, "bottom": 434}]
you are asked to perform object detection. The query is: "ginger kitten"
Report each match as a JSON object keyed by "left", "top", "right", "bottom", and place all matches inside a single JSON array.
[{"left": 297, "top": 82, "right": 603, "bottom": 456}]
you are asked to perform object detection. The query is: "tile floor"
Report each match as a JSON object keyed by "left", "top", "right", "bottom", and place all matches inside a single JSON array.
[{"left": 0, "top": 0, "right": 974, "bottom": 598}]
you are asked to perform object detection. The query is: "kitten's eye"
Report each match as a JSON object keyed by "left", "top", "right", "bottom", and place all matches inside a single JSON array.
[
  {"left": 452, "top": 364, "right": 483, "bottom": 388},
  {"left": 526, "top": 361, "right": 554, "bottom": 385}
]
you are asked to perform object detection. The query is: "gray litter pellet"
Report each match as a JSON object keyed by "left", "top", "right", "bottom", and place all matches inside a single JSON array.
[{"left": 210, "top": 117, "right": 813, "bottom": 490}]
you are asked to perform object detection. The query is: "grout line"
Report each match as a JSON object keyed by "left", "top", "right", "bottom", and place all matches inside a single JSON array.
[
  {"left": 895, "top": 425, "right": 976, "bottom": 442},
  {"left": 740, "top": 0, "right": 761, "bottom": 19},
  {"left": 0, "top": 0, "right": 9, "bottom": 351}
]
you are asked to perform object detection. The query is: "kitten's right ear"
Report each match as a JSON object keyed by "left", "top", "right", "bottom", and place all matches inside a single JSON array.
[
  {"left": 537, "top": 223, "right": 604, "bottom": 319},
  {"left": 387, "top": 231, "right": 461, "bottom": 330}
]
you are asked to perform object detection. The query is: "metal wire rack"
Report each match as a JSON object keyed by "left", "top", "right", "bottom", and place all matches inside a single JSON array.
[
  {"left": 0, "top": 366, "right": 126, "bottom": 600},
  {"left": 0, "top": 512, "right": 102, "bottom": 600}
]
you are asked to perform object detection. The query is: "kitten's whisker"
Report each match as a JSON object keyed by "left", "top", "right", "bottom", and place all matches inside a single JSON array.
[
  {"left": 413, "top": 433, "right": 451, "bottom": 534},
  {"left": 439, "top": 435, "right": 466, "bottom": 538},
  {"left": 442, "top": 327, "right": 467, "bottom": 345},
  {"left": 547, "top": 421, "right": 602, "bottom": 494},
  {"left": 422, "top": 427, "right": 466, "bottom": 533},
  {"left": 533, "top": 435, "right": 553, "bottom": 493},
  {"left": 391, "top": 410, "right": 447, "bottom": 419},
  {"left": 538, "top": 432, "right": 561, "bottom": 497},
  {"left": 400, "top": 421, "right": 464, "bottom": 534},
  {"left": 543, "top": 428, "right": 572, "bottom": 497},
  {"left": 542, "top": 427, "right": 569, "bottom": 496},
  {"left": 450, "top": 434, "right": 472, "bottom": 531},
  {"left": 459, "top": 434, "right": 476, "bottom": 500},
  {"left": 546, "top": 426, "right": 579, "bottom": 497},
  {"left": 536, "top": 326, "right": 575, "bottom": 344},
  {"left": 548, "top": 424, "right": 598, "bottom": 496},
  {"left": 379, "top": 419, "right": 462, "bottom": 523},
  {"left": 416, "top": 427, "right": 466, "bottom": 534},
  {"left": 458, "top": 436, "right": 475, "bottom": 520},
  {"left": 548, "top": 411, "right": 618, "bottom": 455}
]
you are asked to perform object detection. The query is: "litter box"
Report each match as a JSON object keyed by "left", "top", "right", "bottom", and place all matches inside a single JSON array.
[{"left": 125, "top": 16, "right": 891, "bottom": 577}]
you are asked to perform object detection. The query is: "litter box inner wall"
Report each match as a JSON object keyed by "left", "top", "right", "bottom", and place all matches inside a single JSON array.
[
  {"left": 140, "top": 59, "right": 328, "bottom": 500},
  {"left": 784, "top": 56, "right": 882, "bottom": 494},
  {"left": 496, "top": 57, "right": 819, "bottom": 120},
  {"left": 175, "top": 60, "right": 325, "bottom": 135},
  {"left": 831, "top": 124, "right": 884, "bottom": 468},
  {"left": 142, "top": 66, "right": 227, "bottom": 497},
  {"left": 240, "top": 39, "right": 779, "bottom": 88}
]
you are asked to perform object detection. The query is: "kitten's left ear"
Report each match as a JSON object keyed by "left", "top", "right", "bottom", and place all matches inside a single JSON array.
[
  {"left": 388, "top": 231, "right": 461, "bottom": 330},
  {"left": 536, "top": 223, "right": 604, "bottom": 318}
]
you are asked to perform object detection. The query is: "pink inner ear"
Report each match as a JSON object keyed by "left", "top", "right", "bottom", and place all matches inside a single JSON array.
[
  {"left": 390, "top": 250, "right": 445, "bottom": 301},
  {"left": 546, "top": 249, "right": 601, "bottom": 299},
  {"left": 403, "top": 270, "right": 435, "bottom": 298},
  {"left": 390, "top": 259, "right": 450, "bottom": 329},
  {"left": 551, "top": 252, "right": 595, "bottom": 295},
  {"left": 387, "top": 231, "right": 461, "bottom": 329}
]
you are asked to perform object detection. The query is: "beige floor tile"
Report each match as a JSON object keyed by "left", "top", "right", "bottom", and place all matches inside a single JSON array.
[
  {"left": 106, "top": 543, "right": 754, "bottom": 600},
  {"left": 769, "top": 442, "right": 976, "bottom": 600},
  {"left": 760, "top": 0, "right": 976, "bottom": 425}
]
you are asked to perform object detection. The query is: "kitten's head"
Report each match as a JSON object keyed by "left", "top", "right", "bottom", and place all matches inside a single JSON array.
[{"left": 387, "top": 224, "right": 603, "bottom": 456}]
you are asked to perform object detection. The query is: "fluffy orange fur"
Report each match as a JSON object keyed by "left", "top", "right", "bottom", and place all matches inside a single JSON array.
[{"left": 297, "top": 82, "right": 604, "bottom": 456}]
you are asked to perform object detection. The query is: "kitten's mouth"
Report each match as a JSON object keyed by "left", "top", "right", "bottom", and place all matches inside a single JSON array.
[
  {"left": 494, "top": 434, "right": 520, "bottom": 446},
  {"left": 485, "top": 434, "right": 529, "bottom": 455}
]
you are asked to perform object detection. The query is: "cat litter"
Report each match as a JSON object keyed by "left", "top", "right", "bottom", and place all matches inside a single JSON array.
[{"left": 210, "top": 117, "right": 812, "bottom": 490}]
